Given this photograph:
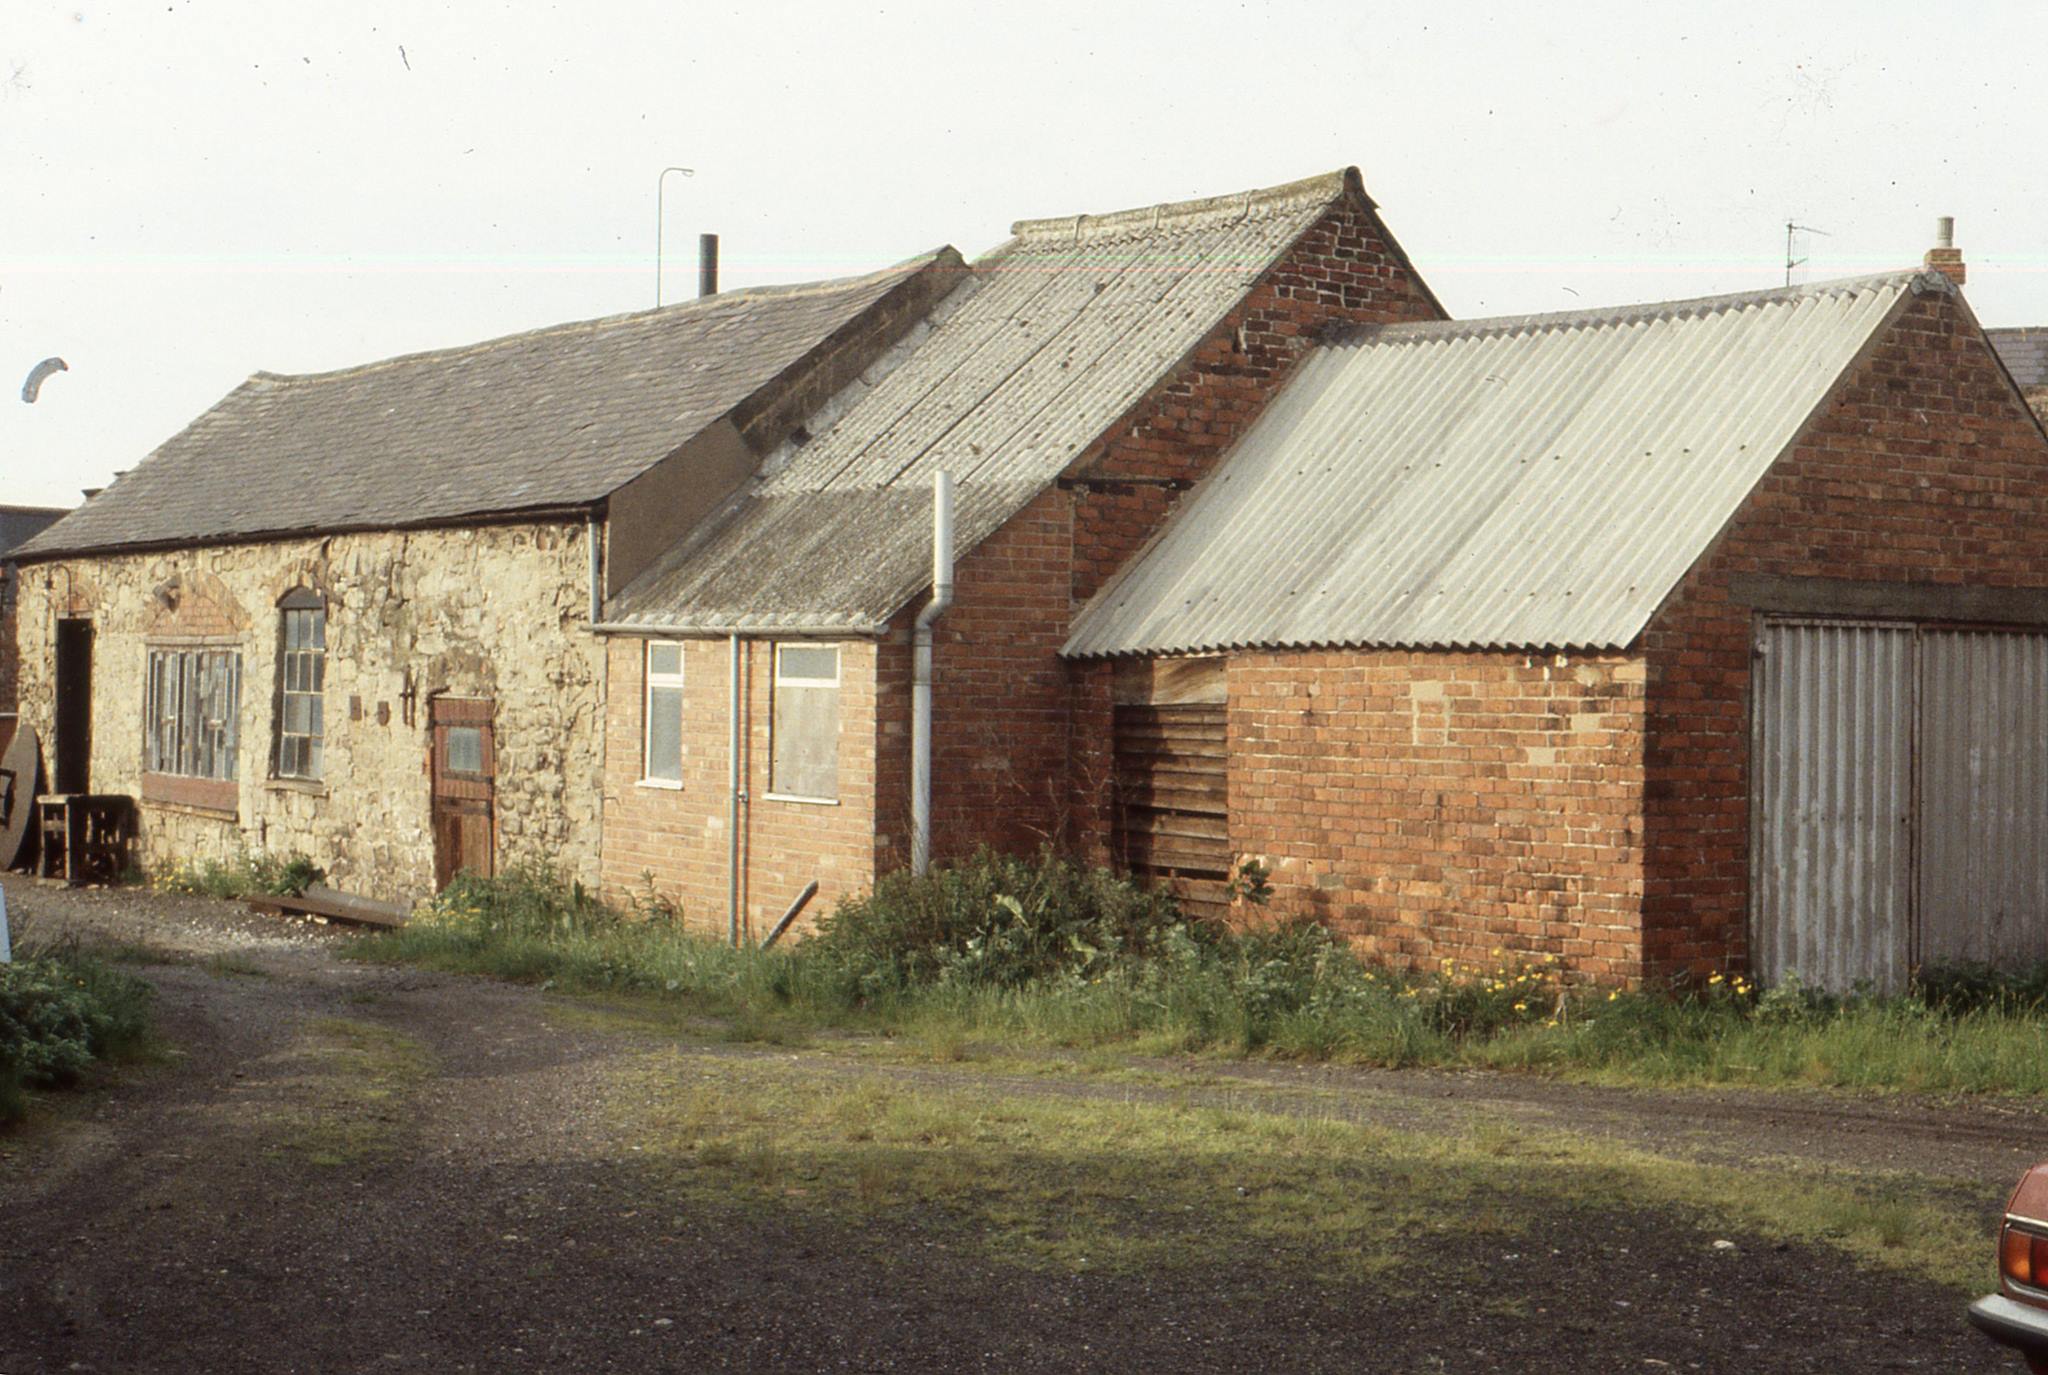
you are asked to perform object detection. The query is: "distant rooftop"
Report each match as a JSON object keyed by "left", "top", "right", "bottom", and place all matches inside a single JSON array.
[{"left": 1989, "top": 327, "right": 2048, "bottom": 391}]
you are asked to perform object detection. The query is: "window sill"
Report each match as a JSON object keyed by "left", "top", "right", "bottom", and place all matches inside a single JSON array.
[
  {"left": 266, "top": 776, "right": 328, "bottom": 797},
  {"left": 635, "top": 778, "right": 684, "bottom": 791},
  {"left": 141, "top": 772, "right": 238, "bottom": 815},
  {"left": 765, "top": 792, "right": 839, "bottom": 807}
]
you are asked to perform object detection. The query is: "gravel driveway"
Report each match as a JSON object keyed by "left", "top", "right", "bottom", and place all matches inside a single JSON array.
[{"left": 0, "top": 876, "right": 2026, "bottom": 1373}]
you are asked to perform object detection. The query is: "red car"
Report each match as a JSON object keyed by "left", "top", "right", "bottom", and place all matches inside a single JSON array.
[{"left": 1973, "top": 1165, "right": 2048, "bottom": 1371}]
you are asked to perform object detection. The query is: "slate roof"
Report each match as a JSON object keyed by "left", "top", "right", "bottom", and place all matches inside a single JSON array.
[
  {"left": 1066, "top": 271, "right": 1942, "bottom": 658},
  {"left": 15, "top": 252, "right": 956, "bottom": 560},
  {"left": 604, "top": 169, "right": 1399, "bottom": 633},
  {"left": 0, "top": 505, "right": 67, "bottom": 560},
  {"left": 1990, "top": 327, "right": 2048, "bottom": 390}
]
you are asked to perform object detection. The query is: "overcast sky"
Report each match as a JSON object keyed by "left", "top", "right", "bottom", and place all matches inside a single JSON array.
[{"left": 4, "top": 0, "right": 2044, "bottom": 509}]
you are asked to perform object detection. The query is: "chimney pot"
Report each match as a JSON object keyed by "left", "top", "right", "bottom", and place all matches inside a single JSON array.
[
  {"left": 698, "top": 233, "right": 719, "bottom": 298},
  {"left": 1924, "top": 216, "right": 1966, "bottom": 287}
]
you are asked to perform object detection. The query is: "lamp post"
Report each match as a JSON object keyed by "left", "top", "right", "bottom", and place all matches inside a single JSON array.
[{"left": 655, "top": 166, "right": 695, "bottom": 306}]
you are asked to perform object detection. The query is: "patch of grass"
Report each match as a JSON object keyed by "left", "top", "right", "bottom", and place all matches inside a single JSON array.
[
  {"left": 202, "top": 953, "right": 268, "bottom": 980},
  {"left": 358, "top": 858, "right": 2048, "bottom": 1098},
  {"left": 253, "top": 1016, "right": 432, "bottom": 1167},
  {"left": 611, "top": 1049, "right": 1987, "bottom": 1292}
]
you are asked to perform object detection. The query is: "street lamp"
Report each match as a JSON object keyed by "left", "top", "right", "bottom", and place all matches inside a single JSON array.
[{"left": 656, "top": 166, "right": 695, "bottom": 307}]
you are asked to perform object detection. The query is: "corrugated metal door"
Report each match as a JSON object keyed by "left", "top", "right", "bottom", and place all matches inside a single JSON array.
[
  {"left": 1752, "top": 621, "right": 1916, "bottom": 991},
  {"left": 1918, "top": 630, "right": 2048, "bottom": 968},
  {"left": 1753, "top": 620, "right": 2048, "bottom": 990}
]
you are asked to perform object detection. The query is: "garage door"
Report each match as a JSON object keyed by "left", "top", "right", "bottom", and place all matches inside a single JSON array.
[{"left": 1753, "top": 620, "right": 2048, "bottom": 990}]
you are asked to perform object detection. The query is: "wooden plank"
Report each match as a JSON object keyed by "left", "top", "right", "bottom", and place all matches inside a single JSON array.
[
  {"left": 1114, "top": 703, "right": 1228, "bottom": 724},
  {"left": 1119, "top": 808, "right": 1229, "bottom": 842},
  {"left": 1119, "top": 784, "right": 1227, "bottom": 815},
  {"left": 1121, "top": 838, "right": 1230, "bottom": 878},
  {"left": 1112, "top": 657, "right": 1227, "bottom": 706},
  {"left": 247, "top": 886, "right": 408, "bottom": 929}
]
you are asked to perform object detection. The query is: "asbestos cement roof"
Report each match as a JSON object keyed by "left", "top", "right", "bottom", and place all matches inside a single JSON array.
[
  {"left": 1990, "top": 327, "right": 2048, "bottom": 390},
  {"left": 604, "top": 170, "right": 1371, "bottom": 633},
  {"left": 15, "top": 253, "right": 953, "bottom": 560},
  {"left": 1066, "top": 270, "right": 1938, "bottom": 658}
]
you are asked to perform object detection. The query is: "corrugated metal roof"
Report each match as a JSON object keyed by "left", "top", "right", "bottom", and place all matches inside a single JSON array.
[
  {"left": 604, "top": 170, "right": 1369, "bottom": 633},
  {"left": 16, "top": 252, "right": 956, "bottom": 560},
  {"left": 1066, "top": 271, "right": 1936, "bottom": 658},
  {"left": 1990, "top": 327, "right": 2048, "bottom": 390}
]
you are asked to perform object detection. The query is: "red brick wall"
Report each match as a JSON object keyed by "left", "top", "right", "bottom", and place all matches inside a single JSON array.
[
  {"left": 1638, "top": 289, "right": 2048, "bottom": 980},
  {"left": 874, "top": 487, "right": 1078, "bottom": 870},
  {"left": 600, "top": 635, "right": 880, "bottom": 939},
  {"left": 1226, "top": 650, "right": 1648, "bottom": 981}
]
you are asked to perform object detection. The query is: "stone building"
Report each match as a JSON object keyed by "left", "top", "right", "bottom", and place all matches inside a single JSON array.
[
  {"left": 9, "top": 252, "right": 962, "bottom": 900},
  {"left": 1, "top": 504, "right": 69, "bottom": 756}
]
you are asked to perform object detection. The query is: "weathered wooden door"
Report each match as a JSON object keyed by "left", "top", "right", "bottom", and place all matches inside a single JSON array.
[
  {"left": 429, "top": 697, "right": 495, "bottom": 889},
  {"left": 1113, "top": 657, "right": 1230, "bottom": 920}
]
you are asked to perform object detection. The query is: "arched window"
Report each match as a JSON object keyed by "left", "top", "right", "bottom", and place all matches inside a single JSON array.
[{"left": 274, "top": 588, "right": 326, "bottom": 780}]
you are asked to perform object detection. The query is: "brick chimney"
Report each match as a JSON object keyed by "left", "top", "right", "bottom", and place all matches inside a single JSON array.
[{"left": 1924, "top": 216, "right": 1966, "bottom": 287}]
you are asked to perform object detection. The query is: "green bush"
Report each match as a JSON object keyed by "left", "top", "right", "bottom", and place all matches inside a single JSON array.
[
  {"left": 1914, "top": 960, "right": 2048, "bottom": 1015},
  {"left": 158, "top": 850, "right": 323, "bottom": 899},
  {"left": 0, "top": 947, "right": 155, "bottom": 1123},
  {"left": 805, "top": 847, "right": 1181, "bottom": 999}
]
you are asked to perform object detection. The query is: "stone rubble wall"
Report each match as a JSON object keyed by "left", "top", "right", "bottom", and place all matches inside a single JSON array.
[{"left": 12, "top": 520, "right": 605, "bottom": 903}]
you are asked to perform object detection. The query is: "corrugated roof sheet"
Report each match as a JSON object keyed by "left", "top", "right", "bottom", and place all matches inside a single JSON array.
[
  {"left": 1066, "top": 271, "right": 1936, "bottom": 658},
  {"left": 1990, "top": 327, "right": 2048, "bottom": 390},
  {"left": 604, "top": 170, "right": 1364, "bottom": 633},
  {"left": 16, "top": 253, "right": 953, "bottom": 560}
]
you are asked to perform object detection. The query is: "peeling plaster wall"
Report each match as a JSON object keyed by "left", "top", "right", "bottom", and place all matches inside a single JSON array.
[{"left": 13, "top": 520, "right": 605, "bottom": 902}]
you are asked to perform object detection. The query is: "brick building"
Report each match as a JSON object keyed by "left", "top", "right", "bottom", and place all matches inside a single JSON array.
[
  {"left": 594, "top": 168, "right": 1444, "bottom": 937},
  {"left": 7, "top": 253, "right": 962, "bottom": 899},
  {"left": 1070, "top": 268, "right": 2048, "bottom": 988}
]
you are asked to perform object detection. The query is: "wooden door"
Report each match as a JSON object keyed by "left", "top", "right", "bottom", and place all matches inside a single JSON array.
[{"left": 429, "top": 697, "right": 495, "bottom": 889}]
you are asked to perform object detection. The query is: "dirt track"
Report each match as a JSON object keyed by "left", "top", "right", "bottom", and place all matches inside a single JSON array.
[{"left": 0, "top": 876, "right": 2032, "bottom": 1373}]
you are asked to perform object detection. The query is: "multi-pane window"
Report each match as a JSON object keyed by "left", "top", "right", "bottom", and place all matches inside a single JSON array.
[
  {"left": 144, "top": 647, "right": 242, "bottom": 780},
  {"left": 770, "top": 643, "right": 839, "bottom": 801},
  {"left": 275, "top": 593, "right": 326, "bottom": 780},
  {"left": 643, "top": 641, "right": 684, "bottom": 785}
]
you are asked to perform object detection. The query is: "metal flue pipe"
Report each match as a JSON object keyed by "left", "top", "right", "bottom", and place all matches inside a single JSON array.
[{"left": 910, "top": 471, "right": 955, "bottom": 876}]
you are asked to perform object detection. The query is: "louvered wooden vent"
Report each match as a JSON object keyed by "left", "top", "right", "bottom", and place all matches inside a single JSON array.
[{"left": 1112, "top": 658, "right": 1230, "bottom": 922}]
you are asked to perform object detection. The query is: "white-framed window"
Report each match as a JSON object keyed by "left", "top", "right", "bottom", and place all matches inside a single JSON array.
[
  {"left": 145, "top": 646, "right": 242, "bottom": 781},
  {"left": 770, "top": 643, "right": 840, "bottom": 802},
  {"left": 274, "top": 590, "right": 326, "bottom": 780},
  {"left": 642, "top": 640, "right": 684, "bottom": 786}
]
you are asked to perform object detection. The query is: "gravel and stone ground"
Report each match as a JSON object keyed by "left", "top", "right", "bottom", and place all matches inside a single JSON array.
[{"left": 0, "top": 875, "right": 2035, "bottom": 1373}]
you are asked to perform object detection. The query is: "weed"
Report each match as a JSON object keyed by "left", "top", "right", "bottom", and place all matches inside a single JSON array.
[
  {"left": 358, "top": 858, "right": 2048, "bottom": 1098},
  {"left": 0, "top": 940, "right": 156, "bottom": 1124},
  {"left": 158, "top": 850, "right": 322, "bottom": 899}
]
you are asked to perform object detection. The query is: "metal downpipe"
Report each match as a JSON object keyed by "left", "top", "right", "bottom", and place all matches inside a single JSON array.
[
  {"left": 911, "top": 472, "right": 955, "bottom": 877},
  {"left": 728, "top": 632, "right": 742, "bottom": 946}
]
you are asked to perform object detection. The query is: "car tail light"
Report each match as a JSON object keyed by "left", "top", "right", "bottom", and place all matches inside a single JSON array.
[{"left": 2001, "top": 1221, "right": 2048, "bottom": 1291}]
